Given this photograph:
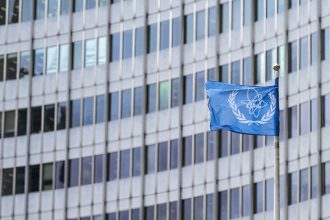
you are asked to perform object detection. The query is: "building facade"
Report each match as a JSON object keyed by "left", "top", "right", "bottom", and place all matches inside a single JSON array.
[{"left": 1, "top": 0, "right": 330, "bottom": 219}]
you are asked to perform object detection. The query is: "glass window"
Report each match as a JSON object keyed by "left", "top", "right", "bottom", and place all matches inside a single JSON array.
[
  {"left": 110, "top": 92, "right": 119, "bottom": 121},
  {"left": 85, "top": 39, "right": 96, "bottom": 67},
  {"left": 288, "top": 172, "right": 298, "bottom": 204},
  {"left": 158, "top": 142, "right": 168, "bottom": 172},
  {"left": 219, "top": 190, "right": 228, "bottom": 220},
  {"left": 182, "top": 136, "right": 192, "bottom": 166},
  {"left": 134, "top": 86, "right": 143, "bottom": 116},
  {"left": 147, "top": 83, "right": 156, "bottom": 113},
  {"left": 289, "top": 0, "right": 297, "bottom": 9},
  {"left": 254, "top": 182, "right": 263, "bottom": 213},
  {"left": 132, "top": 147, "right": 141, "bottom": 176},
  {"left": 220, "top": 130, "right": 229, "bottom": 157},
  {"left": 170, "top": 139, "right": 178, "bottom": 169},
  {"left": 81, "top": 156, "right": 92, "bottom": 185},
  {"left": 31, "top": 106, "right": 42, "bottom": 133},
  {"left": 108, "top": 152, "right": 118, "bottom": 181},
  {"left": 232, "top": 0, "right": 241, "bottom": 30},
  {"left": 300, "top": 168, "right": 308, "bottom": 202},
  {"left": 278, "top": 45, "right": 286, "bottom": 76},
  {"left": 94, "top": 155, "right": 103, "bottom": 183},
  {"left": 97, "top": 37, "right": 106, "bottom": 65},
  {"left": 220, "top": 64, "right": 228, "bottom": 83},
  {"left": 4, "top": 111, "right": 15, "bottom": 137},
  {"left": 172, "top": 17, "right": 181, "bottom": 47},
  {"left": 29, "top": 165, "right": 40, "bottom": 192},
  {"left": 242, "top": 135, "right": 252, "bottom": 152},
  {"left": 119, "top": 211, "right": 129, "bottom": 220},
  {"left": 148, "top": 23, "right": 157, "bottom": 53},
  {"left": 44, "top": 104, "right": 55, "bottom": 132},
  {"left": 280, "top": 175, "right": 285, "bottom": 207},
  {"left": 157, "top": 203, "right": 167, "bottom": 220},
  {"left": 206, "top": 194, "right": 213, "bottom": 220},
  {"left": 242, "top": 185, "right": 251, "bottom": 216},
  {"left": 48, "top": 0, "right": 58, "bottom": 17},
  {"left": 289, "top": 106, "right": 297, "bottom": 138},
  {"left": 255, "top": 0, "right": 264, "bottom": 21},
  {"left": 145, "top": 206, "right": 154, "bottom": 220},
  {"left": 73, "top": 0, "right": 83, "bottom": 12},
  {"left": 171, "top": 78, "right": 180, "bottom": 107},
  {"left": 72, "top": 41, "right": 82, "bottom": 69},
  {"left": 160, "top": 20, "right": 170, "bottom": 50},
  {"left": 266, "top": 179, "right": 274, "bottom": 211},
  {"left": 243, "top": 0, "right": 252, "bottom": 26},
  {"left": 254, "top": 53, "right": 265, "bottom": 84},
  {"left": 159, "top": 80, "right": 169, "bottom": 110},
  {"left": 208, "top": 7, "right": 216, "bottom": 37},
  {"left": 243, "top": 57, "right": 251, "bottom": 85},
  {"left": 55, "top": 161, "right": 65, "bottom": 189},
  {"left": 42, "top": 163, "right": 53, "bottom": 190},
  {"left": 146, "top": 144, "right": 155, "bottom": 174},
  {"left": 6, "top": 53, "right": 17, "bottom": 80},
  {"left": 86, "top": 0, "right": 96, "bottom": 9},
  {"left": 194, "top": 133, "right": 204, "bottom": 164},
  {"left": 121, "top": 89, "right": 132, "bottom": 118},
  {"left": 0, "top": 0, "right": 6, "bottom": 25},
  {"left": 266, "top": 0, "right": 275, "bottom": 17},
  {"left": 70, "top": 99, "right": 81, "bottom": 128},
  {"left": 135, "top": 27, "right": 145, "bottom": 56},
  {"left": 69, "top": 159, "right": 79, "bottom": 187},
  {"left": 194, "top": 196, "right": 203, "bottom": 220},
  {"left": 8, "top": 0, "right": 19, "bottom": 23},
  {"left": 300, "top": 36, "right": 308, "bottom": 69},
  {"left": 184, "top": 13, "right": 193, "bottom": 44},
  {"left": 169, "top": 201, "right": 177, "bottom": 220},
  {"left": 323, "top": 94, "right": 330, "bottom": 127},
  {"left": 182, "top": 199, "right": 191, "bottom": 220},
  {"left": 196, "top": 10, "right": 205, "bottom": 40},
  {"left": 2, "top": 168, "right": 13, "bottom": 195},
  {"left": 300, "top": 102, "right": 309, "bottom": 135},
  {"left": 0, "top": 55, "right": 4, "bottom": 81},
  {"left": 96, "top": 95, "right": 105, "bottom": 123},
  {"left": 255, "top": 135, "right": 264, "bottom": 148},
  {"left": 15, "top": 167, "right": 25, "bottom": 194},
  {"left": 231, "top": 61, "right": 240, "bottom": 84},
  {"left": 19, "top": 51, "right": 30, "bottom": 78},
  {"left": 231, "top": 132, "right": 240, "bottom": 155},
  {"left": 220, "top": 3, "right": 229, "bottom": 33},
  {"left": 311, "top": 32, "right": 318, "bottom": 65},
  {"left": 230, "top": 188, "right": 239, "bottom": 218},
  {"left": 60, "top": 0, "right": 69, "bottom": 14},
  {"left": 184, "top": 75, "right": 193, "bottom": 104},
  {"left": 266, "top": 49, "right": 275, "bottom": 81},
  {"left": 57, "top": 101, "right": 66, "bottom": 130},
  {"left": 207, "top": 131, "right": 215, "bottom": 161},
  {"left": 207, "top": 68, "right": 216, "bottom": 81},
  {"left": 288, "top": 41, "right": 297, "bottom": 73},
  {"left": 323, "top": 162, "right": 330, "bottom": 194},
  {"left": 83, "top": 97, "right": 94, "bottom": 125},
  {"left": 311, "top": 165, "right": 318, "bottom": 198},
  {"left": 59, "top": 44, "right": 69, "bottom": 72},
  {"left": 195, "top": 71, "right": 205, "bottom": 101},
  {"left": 278, "top": 0, "right": 285, "bottom": 13},
  {"left": 279, "top": 110, "right": 285, "bottom": 140},
  {"left": 123, "top": 30, "right": 133, "bottom": 59},
  {"left": 120, "top": 149, "right": 130, "bottom": 178},
  {"left": 132, "top": 209, "right": 140, "bottom": 220},
  {"left": 35, "top": 0, "right": 46, "bottom": 19},
  {"left": 311, "top": 98, "right": 317, "bottom": 131},
  {"left": 107, "top": 213, "right": 117, "bottom": 220}
]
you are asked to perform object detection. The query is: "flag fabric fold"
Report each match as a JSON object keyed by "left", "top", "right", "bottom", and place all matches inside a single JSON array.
[{"left": 206, "top": 80, "right": 279, "bottom": 136}]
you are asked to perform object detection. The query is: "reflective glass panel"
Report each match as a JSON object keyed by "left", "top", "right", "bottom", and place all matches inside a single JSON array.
[
  {"left": 169, "top": 201, "right": 177, "bottom": 220},
  {"left": 8, "top": 0, "right": 19, "bottom": 23},
  {"left": 73, "top": 0, "right": 83, "bottom": 12},
  {"left": 4, "top": 111, "right": 15, "bottom": 137},
  {"left": 120, "top": 149, "right": 130, "bottom": 179},
  {"left": 46, "top": 46, "right": 57, "bottom": 74},
  {"left": 220, "top": 3, "right": 229, "bottom": 33},
  {"left": 21, "top": 0, "right": 32, "bottom": 21},
  {"left": 134, "top": 86, "right": 143, "bottom": 116},
  {"left": 184, "top": 14, "right": 193, "bottom": 43},
  {"left": 266, "top": 179, "right": 274, "bottom": 211},
  {"left": 83, "top": 97, "right": 94, "bottom": 125},
  {"left": 254, "top": 182, "right": 263, "bottom": 213},
  {"left": 208, "top": 7, "right": 216, "bottom": 37},
  {"left": 59, "top": 44, "right": 69, "bottom": 72},
  {"left": 81, "top": 156, "right": 92, "bottom": 185},
  {"left": 266, "top": 0, "right": 275, "bottom": 17},
  {"left": 31, "top": 106, "right": 42, "bottom": 133},
  {"left": 311, "top": 165, "right": 318, "bottom": 198},
  {"left": 255, "top": 0, "right": 264, "bottom": 21},
  {"left": 132, "top": 209, "right": 140, "bottom": 220},
  {"left": 19, "top": 51, "right": 30, "bottom": 78},
  {"left": 289, "top": 106, "right": 297, "bottom": 138},
  {"left": 243, "top": 57, "right": 251, "bottom": 85},
  {"left": 266, "top": 49, "right": 275, "bottom": 81},
  {"left": 171, "top": 78, "right": 180, "bottom": 107},
  {"left": 172, "top": 17, "right": 181, "bottom": 47},
  {"left": 232, "top": 0, "right": 240, "bottom": 30},
  {"left": 182, "top": 199, "right": 191, "bottom": 220},
  {"left": 0, "top": 55, "right": 4, "bottom": 81},
  {"left": 72, "top": 41, "right": 82, "bottom": 69},
  {"left": 15, "top": 167, "right": 25, "bottom": 194},
  {"left": 146, "top": 144, "right": 155, "bottom": 174},
  {"left": 242, "top": 185, "right": 251, "bottom": 216},
  {"left": 17, "top": 109, "right": 27, "bottom": 136},
  {"left": 184, "top": 75, "right": 193, "bottom": 104},
  {"left": 42, "top": 163, "right": 53, "bottom": 190},
  {"left": 148, "top": 24, "right": 157, "bottom": 53},
  {"left": 157, "top": 203, "right": 167, "bottom": 220},
  {"left": 6, "top": 53, "right": 17, "bottom": 80},
  {"left": 110, "top": 92, "right": 119, "bottom": 120},
  {"left": 288, "top": 41, "right": 297, "bottom": 73},
  {"left": 195, "top": 71, "right": 205, "bottom": 101},
  {"left": 55, "top": 161, "right": 65, "bottom": 189},
  {"left": 145, "top": 206, "right": 154, "bottom": 220},
  {"left": 183, "top": 136, "right": 192, "bottom": 166},
  {"left": 231, "top": 61, "right": 240, "bottom": 84},
  {"left": 196, "top": 10, "right": 205, "bottom": 40},
  {"left": 207, "top": 131, "right": 215, "bottom": 161},
  {"left": 159, "top": 80, "right": 169, "bottom": 110},
  {"left": 289, "top": 172, "right": 298, "bottom": 204},
  {"left": 60, "top": 0, "right": 69, "bottom": 14},
  {"left": 135, "top": 27, "right": 145, "bottom": 56},
  {"left": 44, "top": 104, "right": 55, "bottom": 132},
  {"left": 132, "top": 147, "right": 141, "bottom": 176},
  {"left": 2, "top": 168, "right": 13, "bottom": 195},
  {"left": 69, "top": 159, "right": 79, "bottom": 187},
  {"left": 98, "top": 37, "right": 106, "bottom": 65},
  {"left": 219, "top": 191, "right": 228, "bottom": 220},
  {"left": 194, "top": 133, "right": 204, "bottom": 163},
  {"left": 170, "top": 139, "right": 178, "bottom": 169},
  {"left": 220, "top": 64, "right": 228, "bottom": 82},
  {"left": 147, "top": 83, "right": 156, "bottom": 113},
  {"left": 123, "top": 30, "right": 133, "bottom": 59},
  {"left": 300, "top": 168, "right": 308, "bottom": 202},
  {"left": 254, "top": 53, "right": 264, "bottom": 84},
  {"left": 108, "top": 152, "right": 118, "bottom": 181},
  {"left": 230, "top": 188, "right": 239, "bottom": 218},
  {"left": 29, "top": 165, "right": 40, "bottom": 192},
  {"left": 57, "top": 101, "right": 66, "bottom": 130},
  {"left": 220, "top": 130, "right": 228, "bottom": 157},
  {"left": 35, "top": 0, "right": 46, "bottom": 19},
  {"left": 158, "top": 142, "right": 168, "bottom": 172},
  {"left": 194, "top": 196, "right": 203, "bottom": 220},
  {"left": 311, "top": 32, "right": 318, "bottom": 65},
  {"left": 300, "top": 36, "right": 308, "bottom": 69},
  {"left": 48, "top": 0, "right": 58, "bottom": 17},
  {"left": 96, "top": 95, "right": 105, "bottom": 123},
  {"left": 160, "top": 20, "right": 169, "bottom": 50},
  {"left": 231, "top": 132, "right": 240, "bottom": 155},
  {"left": 121, "top": 89, "right": 132, "bottom": 118},
  {"left": 0, "top": 0, "right": 6, "bottom": 25},
  {"left": 85, "top": 39, "right": 96, "bottom": 67},
  {"left": 110, "top": 33, "right": 120, "bottom": 61},
  {"left": 94, "top": 155, "right": 103, "bottom": 183},
  {"left": 70, "top": 99, "right": 81, "bottom": 128},
  {"left": 86, "top": 0, "right": 96, "bottom": 9},
  {"left": 243, "top": 0, "right": 251, "bottom": 26},
  {"left": 300, "top": 102, "right": 309, "bottom": 135},
  {"left": 206, "top": 194, "right": 213, "bottom": 220}
]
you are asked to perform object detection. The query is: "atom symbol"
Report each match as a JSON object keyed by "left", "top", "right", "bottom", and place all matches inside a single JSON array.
[{"left": 241, "top": 88, "right": 268, "bottom": 118}]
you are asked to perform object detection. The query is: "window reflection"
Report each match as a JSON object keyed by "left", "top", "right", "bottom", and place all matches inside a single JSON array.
[
  {"left": 147, "top": 83, "right": 156, "bottom": 113},
  {"left": 42, "top": 163, "right": 53, "bottom": 190},
  {"left": 288, "top": 172, "right": 298, "bottom": 205},
  {"left": 194, "top": 196, "right": 203, "bottom": 220},
  {"left": 158, "top": 142, "right": 168, "bottom": 172},
  {"left": 0, "top": 55, "right": 4, "bottom": 81},
  {"left": 148, "top": 23, "right": 157, "bottom": 53},
  {"left": 72, "top": 41, "right": 82, "bottom": 69},
  {"left": 172, "top": 17, "right": 181, "bottom": 47},
  {"left": 83, "top": 97, "right": 94, "bottom": 125},
  {"left": 4, "top": 111, "right": 15, "bottom": 137},
  {"left": 134, "top": 86, "right": 143, "bottom": 116},
  {"left": 110, "top": 92, "right": 119, "bottom": 120},
  {"left": 182, "top": 136, "right": 192, "bottom": 166},
  {"left": 196, "top": 10, "right": 205, "bottom": 40},
  {"left": 288, "top": 41, "right": 297, "bottom": 73},
  {"left": 254, "top": 182, "right": 263, "bottom": 213},
  {"left": 6, "top": 53, "right": 17, "bottom": 80},
  {"left": 195, "top": 71, "right": 205, "bottom": 101},
  {"left": 8, "top": 0, "right": 19, "bottom": 23},
  {"left": 132, "top": 147, "right": 141, "bottom": 176},
  {"left": 19, "top": 51, "right": 30, "bottom": 78},
  {"left": 94, "top": 155, "right": 103, "bottom": 183},
  {"left": 48, "top": 0, "right": 58, "bottom": 17},
  {"left": 242, "top": 185, "right": 250, "bottom": 216},
  {"left": 59, "top": 44, "right": 68, "bottom": 72},
  {"left": 123, "top": 30, "right": 133, "bottom": 59},
  {"left": 146, "top": 144, "right": 155, "bottom": 174},
  {"left": 17, "top": 109, "right": 27, "bottom": 136},
  {"left": 230, "top": 188, "right": 239, "bottom": 218},
  {"left": 0, "top": 0, "right": 6, "bottom": 25},
  {"left": 184, "top": 75, "right": 193, "bottom": 104},
  {"left": 170, "top": 139, "right": 178, "bottom": 169},
  {"left": 31, "top": 106, "right": 42, "bottom": 133},
  {"left": 300, "top": 36, "right": 308, "bottom": 69},
  {"left": 85, "top": 39, "right": 96, "bottom": 67},
  {"left": 69, "top": 159, "right": 79, "bottom": 187},
  {"left": 70, "top": 99, "right": 81, "bottom": 128},
  {"left": 35, "top": 0, "right": 46, "bottom": 20},
  {"left": 265, "top": 179, "right": 274, "bottom": 211},
  {"left": 208, "top": 7, "right": 216, "bottom": 37},
  {"left": 157, "top": 204, "right": 167, "bottom": 220},
  {"left": 15, "top": 167, "right": 25, "bottom": 194},
  {"left": 108, "top": 152, "right": 118, "bottom": 181},
  {"left": 300, "top": 168, "right": 308, "bottom": 202},
  {"left": 135, "top": 27, "right": 145, "bottom": 56},
  {"left": 57, "top": 101, "right": 67, "bottom": 130},
  {"left": 232, "top": 0, "right": 240, "bottom": 30},
  {"left": 46, "top": 46, "right": 57, "bottom": 74},
  {"left": 98, "top": 37, "right": 106, "bottom": 65},
  {"left": 55, "top": 161, "right": 65, "bottom": 189},
  {"left": 120, "top": 149, "right": 130, "bottom": 178},
  {"left": 184, "top": 14, "right": 193, "bottom": 43},
  {"left": 159, "top": 80, "right": 169, "bottom": 110},
  {"left": 182, "top": 199, "right": 191, "bottom": 220},
  {"left": 96, "top": 95, "right": 105, "bottom": 123},
  {"left": 44, "top": 104, "right": 55, "bottom": 132},
  {"left": 220, "top": 3, "right": 229, "bottom": 33},
  {"left": 194, "top": 133, "right": 204, "bottom": 163},
  {"left": 73, "top": 0, "right": 83, "bottom": 12},
  {"left": 33, "top": 48, "right": 44, "bottom": 76},
  {"left": 121, "top": 89, "right": 132, "bottom": 118},
  {"left": 110, "top": 33, "right": 120, "bottom": 61},
  {"left": 2, "top": 168, "right": 13, "bottom": 195},
  {"left": 171, "top": 78, "right": 180, "bottom": 107},
  {"left": 81, "top": 156, "right": 92, "bottom": 185},
  {"left": 160, "top": 20, "right": 169, "bottom": 50}
]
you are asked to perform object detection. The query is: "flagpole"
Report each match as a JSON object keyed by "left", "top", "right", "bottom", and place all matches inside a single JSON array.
[{"left": 273, "top": 64, "right": 280, "bottom": 220}]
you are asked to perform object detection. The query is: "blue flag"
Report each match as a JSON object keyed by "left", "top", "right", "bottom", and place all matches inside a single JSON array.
[{"left": 206, "top": 80, "right": 279, "bottom": 136}]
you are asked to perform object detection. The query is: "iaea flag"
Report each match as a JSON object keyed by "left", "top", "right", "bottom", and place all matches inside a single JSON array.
[{"left": 206, "top": 80, "right": 279, "bottom": 136}]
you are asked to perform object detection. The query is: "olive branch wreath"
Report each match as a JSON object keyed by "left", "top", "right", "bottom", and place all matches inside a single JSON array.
[{"left": 227, "top": 90, "right": 276, "bottom": 126}]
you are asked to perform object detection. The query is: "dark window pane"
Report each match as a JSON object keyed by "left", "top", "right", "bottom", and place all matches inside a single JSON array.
[
  {"left": 231, "top": 132, "right": 240, "bottom": 155},
  {"left": 195, "top": 71, "right": 205, "bottom": 101},
  {"left": 35, "top": 0, "right": 45, "bottom": 19},
  {"left": 254, "top": 53, "right": 264, "bottom": 84},
  {"left": 220, "top": 3, "right": 229, "bottom": 33},
  {"left": 255, "top": 0, "right": 264, "bottom": 21},
  {"left": 31, "top": 106, "right": 42, "bottom": 133},
  {"left": 243, "top": 57, "right": 251, "bottom": 85},
  {"left": 255, "top": 135, "right": 264, "bottom": 148},
  {"left": 207, "top": 68, "right": 215, "bottom": 81},
  {"left": 207, "top": 131, "right": 215, "bottom": 161},
  {"left": 182, "top": 136, "right": 192, "bottom": 166},
  {"left": 55, "top": 161, "right": 65, "bottom": 189},
  {"left": 48, "top": 0, "right": 58, "bottom": 17},
  {"left": 182, "top": 199, "right": 191, "bottom": 220},
  {"left": 96, "top": 95, "right": 105, "bottom": 123},
  {"left": 83, "top": 96, "right": 95, "bottom": 125},
  {"left": 6, "top": 53, "right": 17, "bottom": 80},
  {"left": 119, "top": 211, "right": 129, "bottom": 220},
  {"left": 323, "top": 162, "right": 330, "bottom": 194},
  {"left": 81, "top": 156, "right": 92, "bottom": 185},
  {"left": 194, "top": 196, "right": 203, "bottom": 220},
  {"left": 134, "top": 87, "right": 143, "bottom": 116},
  {"left": 121, "top": 89, "right": 132, "bottom": 118},
  {"left": 194, "top": 133, "right": 204, "bottom": 163},
  {"left": 311, "top": 165, "right": 318, "bottom": 198},
  {"left": 33, "top": 49, "right": 44, "bottom": 76},
  {"left": 44, "top": 104, "right": 55, "bottom": 132},
  {"left": 110, "top": 33, "right": 120, "bottom": 61},
  {"left": 289, "top": 106, "right": 297, "bottom": 138},
  {"left": 73, "top": 0, "right": 83, "bottom": 12},
  {"left": 196, "top": 10, "right": 205, "bottom": 40},
  {"left": 145, "top": 206, "right": 154, "bottom": 220},
  {"left": 219, "top": 191, "right": 228, "bottom": 220},
  {"left": 231, "top": 61, "right": 240, "bottom": 84},
  {"left": 0, "top": 55, "right": 4, "bottom": 81},
  {"left": 133, "top": 147, "right": 141, "bottom": 176},
  {"left": 157, "top": 203, "right": 167, "bottom": 220},
  {"left": 110, "top": 92, "right": 119, "bottom": 121},
  {"left": 2, "top": 168, "right": 13, "bottom": 195},
  {"left": 42, "top": 163, "right": 53, "bottom": 190},
  {"left": 230, "top": 188, "right": 239, "bottom": 218},
  {"left": 184, "top": 75, "right": 193, "bottom": 104},
  {"left": 288, "top": 0, "right": 297, "bottom": 9},
  {"left": 19, "top": 51, "right": 30, "bottom": 78},
  {"left": 123, "top": 30, "right": 133, "bottom": 59},
  {"left": 69, "top": 159, "right": 79, "bottom": 187},
  {"left": 208, "top": 7, "right": 216, "bottom": 37},
  {"left": 29, "top": 165, "right": 40, "bottom": 192},
  {"left": 220, "top": 130, "right": 229, "bottom": 157},
  {"left": 57, "top": 101, "right": 67, "bottom": 130},
  {"left": 254, "top": 182, "right": 263, "bottom": 213},
  {"left": 59, "top": 44, "right": 69, "bottom": 72},
  {"left": 232, "top": 0, "right": 241, "bottom": 30},
  {"left": 120, "top": 149, "right": 130, "bottom": 179},
  {"left": 300, "top": 36, "right": 308, "bottom": 69},
  {"left": 158, "top": 142, "right": 168, "bottom": 172},
  {"left": 94, "top": 155, "right": 103, "bottom": 183},
  {"left": 135, "top": 27, "right": 145, "bottom": 56},
  {"left": 60, "top": 0, "right": 69, "bottom": 14},
  {"left": 70, "top": 99, "right": 81, "bottom": 128},
  {"left": 86, "top": 0, "right": 96, "bottom": 9},
  {"left": 323, "top": 94, "right": 330, "bottom": 127},
  {"left": 0, "top": 0, "right": 6, "bottom": 25},
  {"left": 288, "top": 41, "right": 297, "bottom": 73},
  {"left": 206, "top": 194, "right": 213, "bottom": 220},
  {"left": 132, "top": 209, "right": 140, "bottom": 220},
  {"left": 148, "top": 24, "right": 157, "bottom": 53},
  {"left": 266, "top": 179, "right": 274, "bottom": 211},
  {"left": 146, "top": 144, "right": 155, "bottom": 174},
  {"left": 72, "top": 41, "right": 82, "bottom": 69},
  {"left": 300, "top": 168, "right": 308, "bottom": 202},
  {"left": 171, "top": 78, "right": 180, "bottom": 107},
  {"left": 288, "top": 172, "right": 298, "bottom": 205},
  {"left": 170, "top": 139, "right": 178, "bottom": 169},
  {"left": 159, "top": 80, "right": 169, "bottom": 110},
  {"left": 184, "top": 14, "right": 193, "bottom": 44},
  {"left": 4, "top": 111, "right": 15, "bottom": 137},
  {"left": 242, "top": 185, "right": 251, "bottom": 216},
  {"left": 220, "top": 64, "right": 228, "bottom": 83},
  {"left": 108, "top": 152, "right": 118, "bottom": 181},
  {"left": 242, "top": 135, "right": 252, "bottom": 152},
  {"left": 160, "top": 20, "right": 170, "bottom": 50},
  {"left": 15, "top": 166, "right": 25, "bottom": 194},
  {"left": 300, "top": 102, "right": 309, "bottom": 135},
  {"left": 169, "top": 201, "right": 177, "bottom": 220},
  {"left": 147, "top": 84, "right": 156, "bottom": 113},
  {"left": 266, "top": 49, "right": 275, "bottom": 81},
  {"left": 172, "top": 17, "right": 181, "bottom": 47}
]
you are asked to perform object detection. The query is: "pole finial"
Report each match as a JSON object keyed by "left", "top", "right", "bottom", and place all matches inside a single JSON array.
[{"left": 273, "top": 63, "right": 280, "bottom": 72}]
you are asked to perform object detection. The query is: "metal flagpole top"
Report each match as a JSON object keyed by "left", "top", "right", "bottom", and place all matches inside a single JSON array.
[{"left": 273, "top": 63, "right": 280, "bottom": 71}]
